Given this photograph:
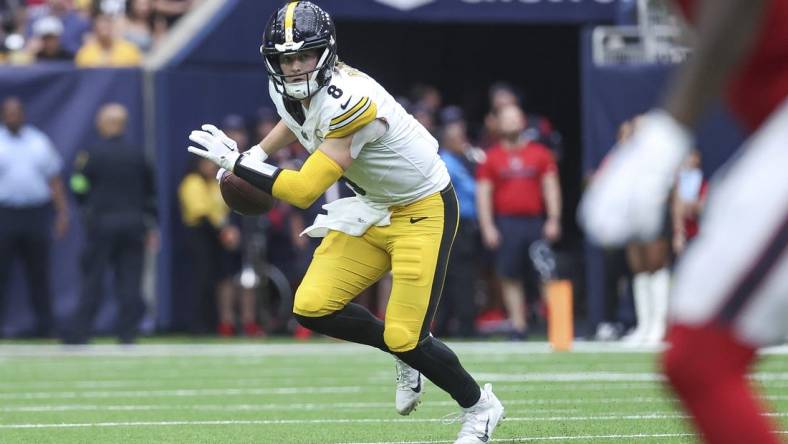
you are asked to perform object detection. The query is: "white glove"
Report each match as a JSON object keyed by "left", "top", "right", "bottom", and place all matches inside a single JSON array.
[
  {"left": 187, "top": 124, "right": 240, "bottom": 172},
  {"left": 579, "top": 110, "right": 692, "bottom": 246},
  {"left": 216, "top": 144, "right": 269, "bottom": 182}
]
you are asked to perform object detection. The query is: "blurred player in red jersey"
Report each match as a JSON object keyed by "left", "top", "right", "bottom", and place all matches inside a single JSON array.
[{"left": 580, "top": 1, "right": 787, "bottom": 443}]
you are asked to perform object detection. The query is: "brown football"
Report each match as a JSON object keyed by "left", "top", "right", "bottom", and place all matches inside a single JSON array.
[{"left": 219, "top": 170, "right": 275, "bottom": 215}]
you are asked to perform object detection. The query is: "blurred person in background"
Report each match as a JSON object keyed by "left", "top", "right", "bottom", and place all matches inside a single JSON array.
[
  {"left": 64, "top": 103, "right": 157, "bottom": 344},
  {"left": 479, "top": 82, "right": 520, "bottom": 149},
  {"left": 219, "top": 114, "right": 264, "bottom": 337},
  {"left": 672, "top": 149, "right": 707, "bottom": 255},
  {"left": 476, "top": 103, "right": 561, "bottom": 340},
  {"left": 27, "top": 0, "right": 90, "bottom": 54},
  {"left": 75, "top": 12, "right": 141, "bottom": 67},
  {"left": 118, "top": 0, "right": 164, "bottom": 53},
  {"left": 435, "top": 112, "right": 484, "bottom": 338},
  {"left": 615, "top": 117, "right": 672, "bottom": 346},
  {"left": 178, "top": 156, "right": 241, "bottom": 336},
  {"left": 152, "top": 0, "right": 193, "bottom": 27},
  {"left": 411, "top": 83, "right": 442, "bottom": 116},
  {"left": 0, "top": 97, "right": 68, "bottom": 338},
  {"left": 28, "top": 15, "right": 72, "bottom": 61}
]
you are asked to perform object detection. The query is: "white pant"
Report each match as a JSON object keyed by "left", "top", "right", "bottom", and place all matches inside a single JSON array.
[{"left": 670, "top": 100, "right": 788, "bottom": 347}]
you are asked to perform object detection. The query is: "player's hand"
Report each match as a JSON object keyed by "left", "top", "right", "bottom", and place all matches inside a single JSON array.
[
  {"left": 578, "top": 110, "right": 691, "bottom": 246},
  {"left": 188, "top": 124, "right": 240, "bottom": 172}
]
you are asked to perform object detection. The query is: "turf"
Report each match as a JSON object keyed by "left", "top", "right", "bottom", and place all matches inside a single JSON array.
[{"left": 0, "top": 341, "right": 785, "bottom": 443}]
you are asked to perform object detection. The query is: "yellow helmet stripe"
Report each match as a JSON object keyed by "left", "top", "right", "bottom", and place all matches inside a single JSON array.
[{"left": 284, "top": 1, "right": 299, "bottom": 44}]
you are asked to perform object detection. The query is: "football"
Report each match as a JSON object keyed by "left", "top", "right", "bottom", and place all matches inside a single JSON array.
[{"left": 219, "top": 170, "right": 275, "bottom": 215}]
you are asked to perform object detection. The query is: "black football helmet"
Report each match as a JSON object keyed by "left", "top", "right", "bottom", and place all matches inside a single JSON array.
[{"left": 261, "top": 1, "right": 338, "bottom": 100}]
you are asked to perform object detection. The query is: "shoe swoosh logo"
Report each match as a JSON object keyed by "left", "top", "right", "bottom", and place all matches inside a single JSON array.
[
  {"left": 410, "top": 375, "right": 422, "bottom": 393},
  {"left": 480, "top": 417, "right": 490, "bottom": 442},
  {"left": 409, "top": 217, "right": 428, "bottom": 224}
]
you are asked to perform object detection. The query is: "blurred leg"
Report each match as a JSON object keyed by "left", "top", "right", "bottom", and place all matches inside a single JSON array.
[
  {"left": 113, "top": 231, "right": 145, "bottom": 344},
  {"left": 20, "top": 231, "right": 53, "bottom": 337},
  {"left": 67, "top": 233, "right": 111, "bottom": 343},
  {"left": 0, "top": 233, "right": 17, "bottom": 337}
]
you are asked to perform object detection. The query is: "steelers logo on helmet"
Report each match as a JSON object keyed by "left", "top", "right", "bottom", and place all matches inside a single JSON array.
[{"left": 261, "top": 1, "right": 338, "bottom": 101}]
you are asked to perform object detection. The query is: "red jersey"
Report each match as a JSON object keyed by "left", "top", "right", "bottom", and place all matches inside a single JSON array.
[
  {"left": 674, "top": 0, "right": 788, "bottom": 131},
  {"left": 477, "top": 141, "right": 557, "bottom": 216}
]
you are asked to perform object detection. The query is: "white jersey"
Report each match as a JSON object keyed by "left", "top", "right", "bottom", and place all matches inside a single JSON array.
[{"left": 269, "top": 64, "right": 450, "bottom": 208}]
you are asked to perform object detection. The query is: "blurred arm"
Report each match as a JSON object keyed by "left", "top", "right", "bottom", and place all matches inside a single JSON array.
[
  {"left": 664, "top": 0, "right": 769, "bottom": 127},
  {"left": 476, "top": 179, "right": 501, "bottom": 249},
  {"left": 256, "top": 120, "right": 298, "bottom": 157},
  {"left": 542, "top": 171, "right": 561, "bottom": 222},
  {"left": 541, "top": 171, "right": 562, "bottom": 242},
  {"left": 49, "top": 177, "right": 69, "bottom": 239}
]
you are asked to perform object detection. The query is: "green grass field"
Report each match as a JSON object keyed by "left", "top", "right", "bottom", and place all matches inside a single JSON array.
[{"left": 0, "top": 341, "right": 785, "bottom": 443}]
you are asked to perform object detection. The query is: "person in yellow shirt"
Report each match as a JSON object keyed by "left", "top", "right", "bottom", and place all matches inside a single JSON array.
[
  {"left": 75, "top": 13, "right": 142, "bottom": 67},
  {"left": 178, "top": 158, "right": 242, "bottom": 335}
]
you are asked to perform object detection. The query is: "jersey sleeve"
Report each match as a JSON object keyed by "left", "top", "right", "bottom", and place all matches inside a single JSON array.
[
  {"left": 476, "top": 150, "right": 496, "bottom": 182},
  {"left": 537, "top": 144, "right": 558, "bottom": 176},
  {"left": 321, "top": 75, "right": 378, "bottom": 139}
]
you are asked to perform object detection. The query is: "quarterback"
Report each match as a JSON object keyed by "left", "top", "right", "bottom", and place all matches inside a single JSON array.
[{"left": 187, "top": 2, "right": 504, "bottom": 443}]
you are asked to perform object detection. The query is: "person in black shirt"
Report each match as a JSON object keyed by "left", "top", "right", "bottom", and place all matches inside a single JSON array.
[
  {"left": 31, "top": 16, "right": 73, "bottom": 62},
  {"left": 63, "top": 103, "right": 157, "bottom": 344}
]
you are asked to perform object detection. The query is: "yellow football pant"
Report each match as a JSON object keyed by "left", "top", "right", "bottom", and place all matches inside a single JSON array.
[{"left": 293, "top": 185, "right": 458, "bottom": 352}]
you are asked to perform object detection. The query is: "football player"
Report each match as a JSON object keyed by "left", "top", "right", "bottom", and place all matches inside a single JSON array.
[
  {"left": 580, "top": 0, "right": 786, "bottom": 442},
  {"left": 187, "top": 2, "right": 504, "bottom": 443}
]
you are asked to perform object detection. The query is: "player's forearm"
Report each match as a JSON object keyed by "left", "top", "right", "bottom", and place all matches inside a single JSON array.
[
  {"left": 233, "top": 149, "right": 343, "bottom": 209},
  {"left": 542, "top": 173, "right": 562, "bottom": 221},
  {"left": 663, "top": 0, "right": 768, "bottom": 127},
  {"left": 256, "top": 120, "right": 298, "bottom": 156}
]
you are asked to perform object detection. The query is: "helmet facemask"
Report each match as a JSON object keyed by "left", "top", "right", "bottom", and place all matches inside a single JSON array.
[{"left": 263, "top": 43, "right": 335, "bottom": 101}]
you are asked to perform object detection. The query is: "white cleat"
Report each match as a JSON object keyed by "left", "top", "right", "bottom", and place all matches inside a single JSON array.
[
  {"left": 395, "top": 357, "right": 424, "bottom": 415},
  {"left": 453, "top": 383, "right": 505, "bottom": 444}
]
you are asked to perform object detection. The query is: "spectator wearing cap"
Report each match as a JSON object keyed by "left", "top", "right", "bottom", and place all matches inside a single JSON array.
[
  {"left": 75, "top": 12, "right": 142, "bottom": 67},
  {"left": 476, "top": 103, "right": 562, "bottom": 340},
  {"left": 0, "top": 97, "right": 69, "bottom": 337},
  {"left": 27, "top": 0, "right": 91, "bottom": 54},
  {"left": 30, "top": 15, "right": 73, "bottom": 61},
  {"left": 435, "top": 111, "right": 485, "bottom": 338}
]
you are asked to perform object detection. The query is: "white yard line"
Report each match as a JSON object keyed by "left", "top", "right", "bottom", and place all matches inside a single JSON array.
[
  {"left": 338, "top": 431, "right": 788, "bottom": 444},
  {"left": 1, "top": 341, "right": 785, "bottom": 358},
  {"left": 0, "top": 386, "right": 361, "bottom": 400},
  {"left": 2, "top": 413, "right": 786, "bottom": 429},
  {"left": 2, "top": 372, "right": 786, "bottom": 396},
  {"left": 3, "top": 394, "right": 786, "bottom": 413}
]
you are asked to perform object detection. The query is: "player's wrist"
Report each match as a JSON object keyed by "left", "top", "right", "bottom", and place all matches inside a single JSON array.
[
  {"left": 247, "top": 144, "right": 269, "bottom": 163},
  {"left": 220, "top": 150, "right": 241, "bottom": 172}
]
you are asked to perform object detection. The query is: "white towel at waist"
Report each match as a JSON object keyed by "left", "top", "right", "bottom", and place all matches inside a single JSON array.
[{"left": 300, "top": 196, "right": 392, "bottom": 238}]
